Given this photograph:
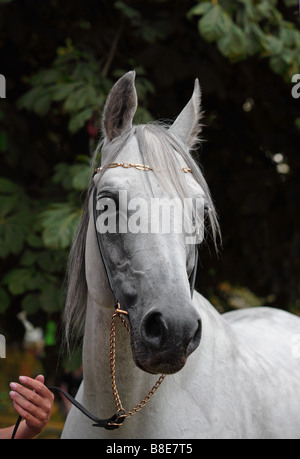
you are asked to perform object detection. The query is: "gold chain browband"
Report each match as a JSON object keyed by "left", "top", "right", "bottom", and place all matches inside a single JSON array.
[{"left": 93, "top": 162, "right": 192, "bottom": 175}]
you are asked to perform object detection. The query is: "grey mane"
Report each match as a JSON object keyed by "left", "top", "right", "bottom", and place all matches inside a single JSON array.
[{"left": 63, "top": 123, "right": 220, "bottom": 349}]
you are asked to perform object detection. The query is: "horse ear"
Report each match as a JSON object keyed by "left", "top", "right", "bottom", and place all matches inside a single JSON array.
[
  {"left": 102, "top": 71, "right": 138, "bottom": 141},
  {"left": 169, "top": 79, "right": 202, "bottom": 149}
]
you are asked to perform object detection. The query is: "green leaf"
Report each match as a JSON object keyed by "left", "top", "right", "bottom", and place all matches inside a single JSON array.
[
  {"left": 198, "top": 5, "right": 228, "bottom": 43},
  {"left": 33, "top": 92, "right": 52, "bottom": 116},
  {"left": 39, "top": 284, "right": 62, "bottom": 313},
  {"left": 36, "top": 250, "right": 65, "bottom": 273},
  {"left": 243, "top": 21, "right": 264, "bottom": 56},
  {"left": 283, "top": 0, "right": 299, "bottom": 6},
  {"left": 269, "top": 56, "right": 289, "bottom": 76},
  {"left": 20, "top": 250, "right": 38, "bottom": 267},
  {"left": 41, "top": 203, "right": 81, "bottom": 248},
  {"left": 256, "top": 0, "right": 277, "bottom": 19},
  {"left": 261, "top": 35, "right": 283, "bottom": 55},
  {"left": 2, "top": 268, "right": 34, "bottom": 295},
  {"left": 0, "top": 179, "right": 33, "bottom": 257},
  {"left": 52, "top": 163, "right": 73, "bottom": 190},
  {"left": 68, "top": 108, "right": 93, "bottom": 133},
  {"left": 30, "top": 68, "right": 59, "bottom": 86},
  {"left": 71, "top": 164, "right": 90, "bottom": 190},
  {"left": 51, "top": 82, "right": 82, "bottom": 102},
  {"left": 217, "top": 22, "right": 248, "bottom": 61},
  {"left": 115, "top": 1, "right": 141, "bottom": 21},
  {"left": 26, "top": 272, "right": 48, "bottom": 291},
  {"left": 0, "top": 208, "right": 33, "bottom": 257},
  {"left": 21, "top": 293, "right": 41, "bottom": 315},
  {"left": 18, "top": 86, "right": 45, "bottom": 111},
  {"left": 0, "top": 177, "right": 19, "bottom": 194},
  {"left": 64, "top": 86, "right": 97, "bottom": 113},
  {"left": 187, "top": 2, "right": 213, "bottom": 19},
  {"left": 26, "top": 232, "right": 43, "bottom": 249}
]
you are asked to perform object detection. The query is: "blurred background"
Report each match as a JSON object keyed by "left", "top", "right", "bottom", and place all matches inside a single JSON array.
[{"left": 0, "top": 0, "right": 299, "bottom": 438}]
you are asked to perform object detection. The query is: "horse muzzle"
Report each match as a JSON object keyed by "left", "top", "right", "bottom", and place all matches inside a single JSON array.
[{"left": 131, "top": 307, "right": 202, "bottom": 374}]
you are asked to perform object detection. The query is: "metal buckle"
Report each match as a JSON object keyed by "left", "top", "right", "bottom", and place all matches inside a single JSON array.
[{"left": 115, "top": 301, "right": 128, "bottom": 316}]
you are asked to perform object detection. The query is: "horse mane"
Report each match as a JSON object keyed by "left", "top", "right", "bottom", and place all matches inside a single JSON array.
[{"left": 63, "top": 122, "right": 220, "bottom": 350}]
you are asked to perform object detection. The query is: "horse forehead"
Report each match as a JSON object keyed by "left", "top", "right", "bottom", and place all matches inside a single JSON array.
[
  {"left": 97, "top": 169, "right": 205, "bottom": 200},
  {"left": 118, "top": 134, "right": 140, "bottom": 159},
  {"left": 96, "top": 168, "right": 153, "bottom": 196},
  {"left": 98, "top": 134, "right": 206, "bottom": 198}
]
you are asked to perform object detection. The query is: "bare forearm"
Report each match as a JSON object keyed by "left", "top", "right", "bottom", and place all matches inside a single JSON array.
[
  {"left": 0, "top": 425, "right": 15, "bottom": 439},
  {"left": 0, "top": 420, "right": 35, "bottom": 439}
]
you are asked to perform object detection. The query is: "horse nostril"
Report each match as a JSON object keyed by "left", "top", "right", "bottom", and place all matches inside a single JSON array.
[{"left": 142, "top": 312, "right": 167, "bottom": 348}]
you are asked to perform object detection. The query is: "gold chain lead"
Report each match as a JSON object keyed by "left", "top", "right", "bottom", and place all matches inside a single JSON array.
[{"left": 109, "top": 306, "right": 166, "bottom": 420}]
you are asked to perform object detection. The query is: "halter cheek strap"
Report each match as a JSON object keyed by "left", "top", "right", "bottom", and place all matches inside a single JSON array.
[
  {"left": 189, "top": 248, "right": 198, "bottom": 298},
  {"left": 93, "top": 188, "right": 119, "bottom": 307}
]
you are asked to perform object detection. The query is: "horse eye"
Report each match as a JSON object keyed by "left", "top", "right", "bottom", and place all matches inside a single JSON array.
[
  {"left": 97, "top": 195, "right": 118, "bottom": 213},
  {"left": 98, "top": 197, "right": 113, "bottom": 211}
]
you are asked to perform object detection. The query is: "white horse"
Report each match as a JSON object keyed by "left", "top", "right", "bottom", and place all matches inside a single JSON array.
[{"left": 61, "top": 71, "right": 300, "bottom": 439}]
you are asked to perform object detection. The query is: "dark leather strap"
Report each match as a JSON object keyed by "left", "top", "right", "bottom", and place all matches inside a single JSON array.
[
  {"left": 189, "top": 247, "right": 198, "bottom": 298},
  {"left": 93, "top": 188, "right": 119, "bottom": 306},
  {"left": 11, "top": 385, "right": 126, "bottom": 439},
  {"left": 47, "top": 386, "right": 126, "bottom": 429}
]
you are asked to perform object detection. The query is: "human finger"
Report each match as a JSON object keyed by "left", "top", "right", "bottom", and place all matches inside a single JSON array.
[
  {"left": 9, "top": 390, "right": 47, "bottom": 422},
  {"left": 11, "top": 399, "right": 48, "bottom": 434},
  {"left": 18, "top": 376, "right": 53, "bottom": 401},
  {"left": 9, "top": 381, "right": 53, "bottom": 416},
  {"left": 35, "top": 374, "right": 45, "bottom": 384}
]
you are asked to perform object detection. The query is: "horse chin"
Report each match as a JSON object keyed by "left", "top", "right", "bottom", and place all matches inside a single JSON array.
[{"left": 133, "top": 351, "right": 187, "bottom": 375}]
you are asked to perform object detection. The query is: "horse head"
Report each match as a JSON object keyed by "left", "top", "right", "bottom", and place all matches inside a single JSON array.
[{"left": 85, "top": 72, "right": 218, "bottom": 375}]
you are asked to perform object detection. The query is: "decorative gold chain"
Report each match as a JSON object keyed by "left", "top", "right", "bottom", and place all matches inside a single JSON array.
[
  {"left": 94, "top": 163, "right": 192, "bottom": 175},
  {"left": 109, "top": 304, "right": 166, "bottom": 421}
]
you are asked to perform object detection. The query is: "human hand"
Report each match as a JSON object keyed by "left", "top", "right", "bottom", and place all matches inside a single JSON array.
[{"left": 9, "top": 375, "right": 54, "bottom": 438}]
